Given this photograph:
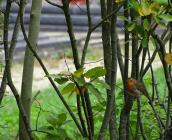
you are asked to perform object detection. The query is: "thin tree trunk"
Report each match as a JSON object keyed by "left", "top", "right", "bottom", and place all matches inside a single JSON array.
[
  {"left": 109, "top": 2, "right": 118, "bottom": 140},
  {"left": 119, "top": 1, "right": 130, "bottom": 139},
  {"left": 98, "top": 0, "right": 115, "bottom": 139},
  {"left": 19, "top": 0, "right": 42, "bottom": 139}
]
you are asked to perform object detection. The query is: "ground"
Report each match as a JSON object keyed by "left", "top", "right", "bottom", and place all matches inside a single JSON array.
[{"left": 2, "top": 47, "right": 163, "bottom": 95}]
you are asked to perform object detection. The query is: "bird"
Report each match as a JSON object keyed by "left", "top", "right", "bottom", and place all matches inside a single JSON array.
[{"left": 126, "top": 78, "right": 148, "bottom": 98}]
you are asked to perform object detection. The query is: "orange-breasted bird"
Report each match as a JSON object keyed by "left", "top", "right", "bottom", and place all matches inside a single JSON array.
[{"left": 126, "top": 78, "right": 148, "bottom": 98}]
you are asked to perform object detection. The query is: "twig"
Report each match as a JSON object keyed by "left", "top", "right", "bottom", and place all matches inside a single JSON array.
[
  {"left": 9, "top": 10, "right": 20, "bottom": 63},
  {"left": 148, "top": 49, "right": 166, "bottom": 111},
  {"left": 123, "top": 0, "right": 130, "bottom": 84},
  {"left": 33, "top": 99, "right": 42, "bottom": 130},
  {"left": 117, "top": 38, "right": 124, "bottom": 80},
  {"left": 76, "top": 83, "right": 93, "bottom": 139},
  {"left": 62, "top": 0, "right": 81, "bottom": 69},
  {"left": 76, "top": 95, "right": 88, "bottom": 137},
  {"left": 141, "top": 48, "right": 158, "bottom": 77},
  {"left": 163, "top": 32, "right": 172, "bottom": 45},
  {"left": 70, "top": 0, "right": 87, "bottom": 14},
  {"left": 4, "top": 0, "right": 34, "bottom": 139},
  {"left": 45, "top": 0, "right": 63, "bottom": 9},
  {"left": 147, "top": 95, "right": 165, "bottom": 133},
  {"left": 0, "top": 10, "right": 20, "bottom": 104},
  {"left": 31, "top": 129, "right": 52, "bottom": 135},
  {"left": 166, "top": 95, "right": 171, "bottom": 128},
  {"left": 84, "top": 58, "right": 103, "bottom": 64},
  {"left": 64, "top": 54, "right": 88, "bottom": 137},
  {"left": 64, "top": 54, "right": 71, "bottom": 72},
  {"left": 31, "top": 91, "right": 41, "bottom": 104},
  {"left": 140, "top": 48, "right": 147, "bottom": 78},
  {"left": 91, "top": 4, "right": 123, "bottom": 33},
  {"left": 0, "top": 70, "right": 7, "bottom": 104},
  {"left": 81, "top": 0, "right": 92, "bottom": 65},
  {"left": 152, "top": 33, "right": 172, "bottom": 101},
  {"left": 161, "top": 23, "right": 170, "bottom": 40}
]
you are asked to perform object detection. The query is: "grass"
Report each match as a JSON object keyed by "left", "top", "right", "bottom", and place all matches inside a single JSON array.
[{"left": 0, "top": 68, "right": 168, "bottom": 139}]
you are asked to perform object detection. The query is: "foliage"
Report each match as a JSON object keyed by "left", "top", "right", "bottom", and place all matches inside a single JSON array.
[
  {"left": 0, "top": 68, "right": 169, "bottom": 140},
  {"left": 52, "top": 66, "right": 109, "bottom": 98},
  {"left": 1, "top": 0, "right": 172, "bottom": 139}
]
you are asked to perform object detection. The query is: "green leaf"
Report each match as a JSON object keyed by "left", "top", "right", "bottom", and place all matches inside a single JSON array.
[
  {"left": 118, "top": 16, "right": 129, "bottom": 21},
  {"left": 159, "top": 14, "right": 172, "bottom": 22},
  {"left": 46, "top": 113, "right": 67, "bottom": 127},
  {"left": 94, "top": 79, "right": 111, "bottom": 90},
  {"left": 61, "top": 83, "right": 75, "bottom": 95},
  {"left": 54, "top": 77, "right": 68, "bottom": 85},
  {"left": 92, "top": 101, "right": 106, "bottom": 112},
  {"left": 129, "top": 0, "right": 140, "bottom": 10},
  {"left": 142, "top": 37, "right": 148, "bottom": 48},
  {"left": 47, "top": 115, "right": 59, "bottom": 126},
  {"left": 32, "top": 133, "right": 40, "bottom": 140},
  {"left": 56, "top": 128, "right": 67, "bottom": 139},
  {"left": 94, "top": 115, "right": 104, "bottom": 123},
  {"left": 39, "top": 126, "right": 56, "bottom": 135},
  {"left": 86, "top": 83, "right": 102, "bottom": 100},
  {"left": 57, "top": 113, "right": 67, "bottom": 126},
  {"left": 44, "top": 135, "right": 61, "bottom": 140},
  {"left": 143, "top": 19, "right": 150, "bottom": 31},
  {"left": 74, "top": 76, "right": 85, "bottom": 86},
  {"left": 136, "top": 25, "right": 147, "bottom": 38},
  {"left": 74, "top": 67, "right": 84, "bottom": 77},
  {"left": 84, "top": 66, "right": 106, "bottom": 79},
  {"left": 86, "top": 83, "right": 100, "bottom": 94},
  {"left": 92, "top": 105, "right": 103, "bottom": 112},
  {"left": 126, "top": 22, "right": 136, "bottom": 32}
]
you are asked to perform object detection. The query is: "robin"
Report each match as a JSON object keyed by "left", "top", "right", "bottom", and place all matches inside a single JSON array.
[{"left": 126, "top": 78, "right": 148, "bottom": 98}]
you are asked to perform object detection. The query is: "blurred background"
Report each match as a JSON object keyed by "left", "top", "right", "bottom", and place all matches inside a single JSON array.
[
  {"left": 0, "top": 0, "right": 125, "bottom": 91},
  {"left": 0, "top": 0, "right": 123, "bottom": 60}
]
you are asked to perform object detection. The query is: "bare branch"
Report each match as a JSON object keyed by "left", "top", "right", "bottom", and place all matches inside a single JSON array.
[
  {"left": 4, "top": 0, "right": 34, "bottom": 139},
  {"left": 45, "top": 0, "right": 63, "bottom": 9}
]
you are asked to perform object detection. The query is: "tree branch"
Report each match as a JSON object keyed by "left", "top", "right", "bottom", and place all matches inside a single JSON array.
[
  {"left": 4, "top": 1, "right": 34, "bottom": 139},
  {"left": 45, "top": 0, "right": 63, "bottom": 9}
]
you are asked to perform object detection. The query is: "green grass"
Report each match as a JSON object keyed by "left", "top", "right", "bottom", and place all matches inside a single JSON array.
[
  {"left": 0, "top": 68, "right": 169, "bottom": 140},
  {"left": 48, "top": 47, "right": 103, "bottom": 62}
]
